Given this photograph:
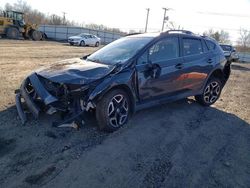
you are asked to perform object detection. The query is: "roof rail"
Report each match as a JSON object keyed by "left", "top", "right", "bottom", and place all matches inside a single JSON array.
[
  {"left": 164, "top": 30, "right": 194, "bottom": 35},
  {"left": 125, "top": 32, "right": 142, "bottom": 36}
]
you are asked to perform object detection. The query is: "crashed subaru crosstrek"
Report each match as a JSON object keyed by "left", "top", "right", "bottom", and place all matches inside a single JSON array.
[{"left": 15, "top": 30, "right": 231, "bottom": 132}]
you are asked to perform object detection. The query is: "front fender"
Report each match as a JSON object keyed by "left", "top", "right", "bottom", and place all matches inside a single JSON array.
[{"left": 88, "top": 70, "right": 137, "bottom": 107}]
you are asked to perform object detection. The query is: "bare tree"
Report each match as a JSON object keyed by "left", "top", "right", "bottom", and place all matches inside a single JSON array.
[
  {"left": 4, "top": 3, "right": 13, "bottom": 11},
  {"left": 2, "top": 0, "right": 127, "bottom": 34},
  {"left": 237, "top": 28, "right": 250, "bottom": 49},
  {"left": 49, "top": 14, "right": 63, "bottom": 25},
  {"left": 203, "top": 29, "right": 231, "bottom": 44},
  {"left": 13, "top": 0, "right": 31, "bottom": 12},
  {"left": 219, "top": 30, "right": 230, "bottom": 44},
  {"left": 166, "top": 21, "right": 183, "bottom": 30}
]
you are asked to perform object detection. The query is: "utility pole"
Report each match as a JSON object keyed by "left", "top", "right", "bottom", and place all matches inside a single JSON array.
[
  {"left": 62, "top": 12, "right": 67, "bottom": 25},
  {"left": 145, "top": 8, "right": 150, "bottom": 33},
  {"left": 161, "top": 8, "right": 170, "bottom": 31}
]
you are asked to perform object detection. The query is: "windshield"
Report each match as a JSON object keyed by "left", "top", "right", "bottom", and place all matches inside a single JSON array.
[
  {"left": 220, "top": 45, "right": 232, "bottom": 51},
  {"left": 87, "top": 37, "right": 153, "bottom": 65}
]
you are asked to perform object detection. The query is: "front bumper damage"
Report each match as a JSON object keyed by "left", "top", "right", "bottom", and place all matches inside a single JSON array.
[{"left": 15, "top": 73, "right": 89, "bottom": 128}]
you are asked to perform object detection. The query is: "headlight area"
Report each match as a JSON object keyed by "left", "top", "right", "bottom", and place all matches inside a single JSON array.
[
  {"left": 15, "top": 73, "right": 93, "bottom": 128},
  {"left": 39, "top": 77, "right": 91, "bottom": 113}
]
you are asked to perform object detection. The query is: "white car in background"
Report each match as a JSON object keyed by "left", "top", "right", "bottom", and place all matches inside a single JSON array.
[{"left": 68, "top": 33, "right": 101, "bottom": 47}]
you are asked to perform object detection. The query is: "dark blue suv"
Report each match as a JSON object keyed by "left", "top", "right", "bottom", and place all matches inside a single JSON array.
[{"left": 16, "top": 30, "right": 231, "bottom": 131}]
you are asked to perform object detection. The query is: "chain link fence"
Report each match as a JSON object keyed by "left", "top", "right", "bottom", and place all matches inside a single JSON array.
[
  {"left": 238, "top": 52, "right": 250, "bottom": 63},
  {"left": 39, "top": 25, "right": 125, "bottom": 44}
]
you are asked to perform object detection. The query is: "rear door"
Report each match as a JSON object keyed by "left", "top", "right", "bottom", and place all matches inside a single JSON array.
[
  {"left": 83, "top": 35, "right": 92, "bottom": 45},
  {"left": 180, "top": 37, "right": 213, "bottom": 92},
  {"left": 89, "top": 35, "right": 97, "bottom": 45}
]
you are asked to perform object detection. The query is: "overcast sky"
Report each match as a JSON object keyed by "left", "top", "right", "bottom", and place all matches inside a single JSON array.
[{"left": 1, "top": 0, "right": 250, "bottom": 43}]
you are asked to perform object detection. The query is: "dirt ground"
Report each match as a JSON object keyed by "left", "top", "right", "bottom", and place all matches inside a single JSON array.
[{"left": 0, "top": 39, "right": 250, "bottom": 188}]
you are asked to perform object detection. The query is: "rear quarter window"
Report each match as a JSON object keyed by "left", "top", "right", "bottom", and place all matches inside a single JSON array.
[{"left": 206, "top": 40, "right": 216, "bottom": 51}]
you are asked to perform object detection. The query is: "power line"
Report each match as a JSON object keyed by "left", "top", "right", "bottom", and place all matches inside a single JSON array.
[{"left": 196, "top": 11, "right": 250, "bottom": 18}]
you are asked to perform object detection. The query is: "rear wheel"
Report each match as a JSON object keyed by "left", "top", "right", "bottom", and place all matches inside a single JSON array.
[
  {"left": 80, "top": 40, "right": 85, "bottom": 46},
  {"left": 6, "top": 27, "right": 19, "bottom": 39},
  {"left": 96, "top": 89, "right": 131, "bottom": 132},
  {"left": 195, "top": 77, "right": 222, "bottom": 106}
]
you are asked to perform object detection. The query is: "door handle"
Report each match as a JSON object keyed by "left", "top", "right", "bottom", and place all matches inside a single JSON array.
[
  {"left": 207, "top": 58, "right": 213, "bottom": 64},
  {"left": 175, "top": 63, "right": 183, "bottom": 69}
]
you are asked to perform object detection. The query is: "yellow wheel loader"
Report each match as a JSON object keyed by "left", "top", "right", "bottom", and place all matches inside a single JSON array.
[{"left": 0, "top": 10, "right": 43, "bottom": 40}]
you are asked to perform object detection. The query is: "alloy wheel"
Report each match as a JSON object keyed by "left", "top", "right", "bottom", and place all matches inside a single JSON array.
[
  {"left": 203, "top": 81, "right": 221, "bottom": 104},
  {"left": 107, "top": 94, "right": 129, "bottom": 127}
]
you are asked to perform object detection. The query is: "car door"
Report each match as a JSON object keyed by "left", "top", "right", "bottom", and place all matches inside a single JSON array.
[
  {"left": 136, "top": 36, "right": 186, "bottom": 102},
  {"left": 83, "top": 35, "right": 91, "bottom": 45},
  {"left": 88, "top": 35, "right": 95, "bottom": 46},
  {"left": 180, "top": 37, "right": 214, "bottom": 92}
]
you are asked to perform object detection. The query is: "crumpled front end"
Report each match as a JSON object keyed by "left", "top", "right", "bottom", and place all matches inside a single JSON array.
[{"left": 15, "top": 73, "right": 91, "bottom": 126}]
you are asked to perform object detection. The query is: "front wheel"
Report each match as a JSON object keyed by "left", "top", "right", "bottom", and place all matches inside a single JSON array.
[
  {"left": 30, "top": 30, "right": 42, "bottom": 41},
  {"left": 96, "top": 89, "right": 131, "bottom": 132},
  {"left": 80, "top": 40, "right": 85, "bottom": 46},
  {"left": 195, "top": 78, "right": 222, "bottom": 106}
]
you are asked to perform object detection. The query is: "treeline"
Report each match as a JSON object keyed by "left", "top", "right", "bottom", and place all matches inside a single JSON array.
[
  {"left": 0, "top": 0, "right": 126, "bottom": 34},
  {"left": 203, "top": 28, "right": 250, "bottom": 51}
]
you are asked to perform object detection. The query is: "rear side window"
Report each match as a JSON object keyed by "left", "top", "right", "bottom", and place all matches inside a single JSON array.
[
  {"left": 206, "top": 40, "right": 216, "bottom": 50},
  {"left": 183, "top": 38, "right": 203, "bottom": 56}
]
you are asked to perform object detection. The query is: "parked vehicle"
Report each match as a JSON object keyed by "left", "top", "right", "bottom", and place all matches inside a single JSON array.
[
  {"left": 68, "top": 33, "right": 101, "bottom": 47},
  {"left": 16, "top": 30, "right": 231, "bottom": 132},
  {"left": 0, "top": 10, "right": 43, "bottom": 40},
  {"left": 220, "top": 44, "right": 239, "bottom": 62}
]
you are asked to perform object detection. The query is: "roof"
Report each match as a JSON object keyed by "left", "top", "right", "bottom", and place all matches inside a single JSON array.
[{"left": 127, "top": 30, "right": 204, "bottom": 39}]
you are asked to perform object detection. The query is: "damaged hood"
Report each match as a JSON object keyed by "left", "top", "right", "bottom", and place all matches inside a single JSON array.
[{"left": 36, "top": 58, "right": 113, "bottom": 85}]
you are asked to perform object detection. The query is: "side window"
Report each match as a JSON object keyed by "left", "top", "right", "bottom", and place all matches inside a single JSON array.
[
  {"left": 206, "top": 40, "right": 216, "bottom": 51},
  {"left": 202, "top": 39, "right": 209, "bottom": 53},
  {"left": 149, "top": 37, "right": 179, "bottom": 62},
  {"left": 183, "top": 38, "right": 203, "bottom": 56}
]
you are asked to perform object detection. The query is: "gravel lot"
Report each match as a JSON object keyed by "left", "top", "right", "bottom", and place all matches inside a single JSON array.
[{"left": 0, "top": 39, "right": 250, "bottom": 188}]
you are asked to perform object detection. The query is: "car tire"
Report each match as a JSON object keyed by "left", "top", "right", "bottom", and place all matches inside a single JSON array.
[
  {"left": 80, "top": 40, "right": 85, "bottom": 46},
  {"left": 96, "top": 89, "right": 131, "bottom": 132},
  {"left": 195, "top": 77, "right": 222, "bottom": 106},
  {"left": 95, "top": 42, "right": 99, "bottom": 47}
]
